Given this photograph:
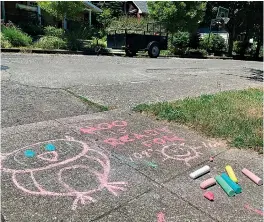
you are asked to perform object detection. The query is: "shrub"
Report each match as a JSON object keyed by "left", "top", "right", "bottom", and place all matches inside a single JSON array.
[
  {"left": 35, "top": 36, "right": 66, "bottom": 49},
  {"left": 18, "top": 22, "right": 44, "bottom": 36},
  {"left": 1, "top": 25, "right": 32, "bottom": 47},
  {"left": 0, "top": 33, "right": 12, "bottom": 48},
  {"left": 91, "top": 36, "right": 107, "bottom": 48},
  {"left": 184, "top": 48, "right": 208, "bottom": 57},
  {"left": 233, "top": 41, "right": 244, "bottom": 55},
  {"left": 107, "top": 16, "right": 154, "bottom": 32},
  {"left": 200, "top": 34, "right": 226, "bottom": 53},
  {"left": 44, "top": 26, "right": 65, "bottom": 38},
  {"left": 172, "top": 31, "right": 190, "bottom": 49},
  {"left": 65, "top": 25, "right": 98, "bottom": 51}
]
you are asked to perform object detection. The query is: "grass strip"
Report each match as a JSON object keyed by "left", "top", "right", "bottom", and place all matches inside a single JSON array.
[{"left": 133, "top": 88, "right": 263, "bottom": 153}]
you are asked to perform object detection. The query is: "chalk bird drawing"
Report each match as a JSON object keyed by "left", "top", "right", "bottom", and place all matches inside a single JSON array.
[{"left": 0, "top": 136, "right": 127, "bottom": 210}]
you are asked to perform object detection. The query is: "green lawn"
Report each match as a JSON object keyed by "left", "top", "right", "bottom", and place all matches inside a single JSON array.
[{"left": 133, "top": 88, "right": 263, "bottom": 153}]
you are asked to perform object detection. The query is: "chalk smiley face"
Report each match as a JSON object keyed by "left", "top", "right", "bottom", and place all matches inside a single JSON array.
[
  {"left": 1, "top": 136, "right": 89, "bottom": 173},
  {"left": 161, "top": 143, "right": 203, "bottom": 166}
]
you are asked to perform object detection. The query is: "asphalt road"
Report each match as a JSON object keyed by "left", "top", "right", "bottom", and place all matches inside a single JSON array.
[{"left": 1, "top": 53, "right": 262, "bottom": 128}]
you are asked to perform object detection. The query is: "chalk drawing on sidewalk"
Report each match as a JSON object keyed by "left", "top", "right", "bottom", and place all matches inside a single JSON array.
[
  {"left": 160, "top": 143, "right": 203, "bottom": 166},
  {"left": 244, "top": 204, "right": 264, "bottom": 216},
  {"left": 157, "top": 212, "right": 166, "bottom": 222},
  {"left": 79, "top": 120, "right": 226, "bottom": 167},
  {"left": 0, "top": 136, "right": 128, "bottom": 210}
]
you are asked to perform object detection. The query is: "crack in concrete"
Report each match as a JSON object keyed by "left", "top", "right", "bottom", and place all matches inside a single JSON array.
[{"left": 90, "top": 189, "right": 152, "bottom": 222}]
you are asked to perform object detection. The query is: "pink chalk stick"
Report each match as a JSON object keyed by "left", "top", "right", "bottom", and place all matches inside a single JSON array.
[
  {"left": 242, "top": 168, "right": 263, "bottom": 185},
  {"left": 200, "top": 178, "right": 216, "bottom": 189},
  {"left": 204, "top": 191, "right": 214, "bottom": 201}
]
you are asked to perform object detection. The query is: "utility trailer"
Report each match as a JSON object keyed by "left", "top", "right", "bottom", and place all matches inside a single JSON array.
[{"left": 107, "top": 23, "right": 168, "bottom": 58}]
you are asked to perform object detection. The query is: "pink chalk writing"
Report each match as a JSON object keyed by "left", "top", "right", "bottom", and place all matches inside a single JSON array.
[
  {"left": 244, "top": 204, "right": 264, "bottom": 216},
  {"left": 104, "top": 133, "right": 184, "bottom": 147},
  {"left": 130, "top": 149, "right": 153, "bottom": 160},
  {"left": 1, "top": 136, "right": 128, "bottom": 211},
  {"left": 80, "top": 120, "right": 128, "bottom": 134},
  {"left": 157, "top": 212, "right": 166, "bottom": 222}
]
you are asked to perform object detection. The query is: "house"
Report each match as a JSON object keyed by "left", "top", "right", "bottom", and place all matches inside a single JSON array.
[
  {"left": 1, "top": 1, "right": 102, "bottom": 29},
  {"left": 123, "top": 1, "right": 148, "bottom": 18}
]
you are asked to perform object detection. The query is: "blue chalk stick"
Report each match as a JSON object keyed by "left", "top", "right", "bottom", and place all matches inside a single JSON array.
[{"left": 221, "top": 173, "right": 242, "bottom": 194}]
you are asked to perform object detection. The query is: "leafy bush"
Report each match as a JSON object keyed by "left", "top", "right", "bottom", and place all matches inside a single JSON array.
[
  {"left": 1, "top": 25, "right": 32, "bottom": 47},
  {"left": 200, "top": 34, "right": 226, "bottom": 53},
  {"left": 65, "top": 24, "right": 99, "bottom": 51},
  {"left": 91, "top": 36, "right": 107, "bottom": 48},
  {"left": 233, "top": 41, "right": 244, "bottom": 55},
  {"left": 185, "top": 48, "right": 207, "bottom": 57},
  {"left": 35, "top": 36, "right": 66, "bottom": 49},
  {"left": 171, "top": 31, "right": 191, "bottom": 55},
  {"left": 18, "top": 22, "right": 44, "bottom": 36},
  {"left": 172, "top": 31, "right": 190, "bottom": 49},
  {"left": 0, "top": 33, "right": 12, "bottom": 48},
  {"left": 107, "top": 16, "right": 154, "bottom": 32},
  {"left": 44, "top": 26, "right": 65, "bottom": 38}
]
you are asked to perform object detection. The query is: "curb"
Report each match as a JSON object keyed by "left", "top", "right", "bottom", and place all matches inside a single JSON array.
[
  {"left": 0, "top": 48, "right": 241, "bottom": 60},
  {"left": 1, "top": 48, "right": 126, "bottom": 56}
]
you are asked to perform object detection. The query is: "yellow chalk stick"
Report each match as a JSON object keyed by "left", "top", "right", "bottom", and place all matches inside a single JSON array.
[{"left": 225, "top": 165, "right": 238, "bottom": 183}]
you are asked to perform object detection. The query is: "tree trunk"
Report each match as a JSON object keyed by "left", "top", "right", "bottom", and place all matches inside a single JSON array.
[
  {"left": 228, "top": 23, "right": 236, "bottom": 57},
  {"left": 254, "top": 38, "right": 261, "bottom": 59}
]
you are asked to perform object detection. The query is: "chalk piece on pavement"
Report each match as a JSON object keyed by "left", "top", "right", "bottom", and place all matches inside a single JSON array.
[
  {"left": 221, "top": 173, "right": 242, "bottom": 194},
  {"left": 242, "top": 168, "right": 263, "bottom": 185},
  {"left": 225, "top": 165, "right": 238, "bottom": 183},
  {"left": 204, "top": 191, "right": 214, "bottom": 201},
  {"left": 215, "top": 175, "right": 235, "bottom": 197},
  {"left": 200, "top": 178, "right": 216, "bottom": 189},
  {"left": 190, "top": 165, "right": 210, "bottom": 179}
]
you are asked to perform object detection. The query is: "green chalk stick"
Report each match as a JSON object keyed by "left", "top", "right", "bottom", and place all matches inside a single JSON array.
[
  {"left": 221, "top": 173, "right": 242, "bottom": 194},
  {"left": 215, "top": 175, "right": 235, "bottom": 197}
]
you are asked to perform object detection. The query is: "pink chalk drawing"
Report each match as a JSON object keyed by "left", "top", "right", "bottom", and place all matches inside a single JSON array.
[
  {"left": 80, "top": 121, "right": 128, "bottom": 134},
  {"left": 160, "top": 143, "right": 203, "bottom": 166},
  {"left": 157, "top": 212, "right": 166, "bottom": 222},
  {"left": 0, "top": 136, "right": 127, "bottom": 210},
  {"left": 244, "top": 204, "right": 264, "bottom": 216}
]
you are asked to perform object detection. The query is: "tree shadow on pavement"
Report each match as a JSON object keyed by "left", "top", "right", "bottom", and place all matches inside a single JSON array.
[
  {"left": 246, "top": 69, "right": 263, "bottom": 82},
  {"left": 1, "top": 65, "right": 9, "bottom": 71}
]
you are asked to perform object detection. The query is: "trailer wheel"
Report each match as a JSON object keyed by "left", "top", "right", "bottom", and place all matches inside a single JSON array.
[{"left": 148, "top": 42, "right": 160, "bottom": 58}]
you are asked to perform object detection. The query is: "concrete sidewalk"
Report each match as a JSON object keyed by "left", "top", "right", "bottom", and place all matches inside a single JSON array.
[{"left": 1, "top": 109, "right": 263, "bottom": 221}]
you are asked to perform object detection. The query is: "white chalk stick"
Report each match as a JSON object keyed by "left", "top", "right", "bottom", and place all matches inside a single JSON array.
[
  {"left": 190, "top": 165, "right": 210, "bottom": 179},
  {"left": 200, "top": 178, "right": 216, "bottom": 189},
  {"left": 242, "top": 168, "right": 263, "bottom": 185}
]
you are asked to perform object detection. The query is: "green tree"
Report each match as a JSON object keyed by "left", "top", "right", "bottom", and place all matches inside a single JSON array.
[
  {"left": 93, "top": 1, "right": 124, "bottom": 29},
  {"left": 38, "top": 1, "right": 85, "bottom": 21},
  {"left": 201, "top": 2, "right": 263, "bottom": 57},
  {"left": 147, "top": 1, "right": 207, "bottom": 33}
]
